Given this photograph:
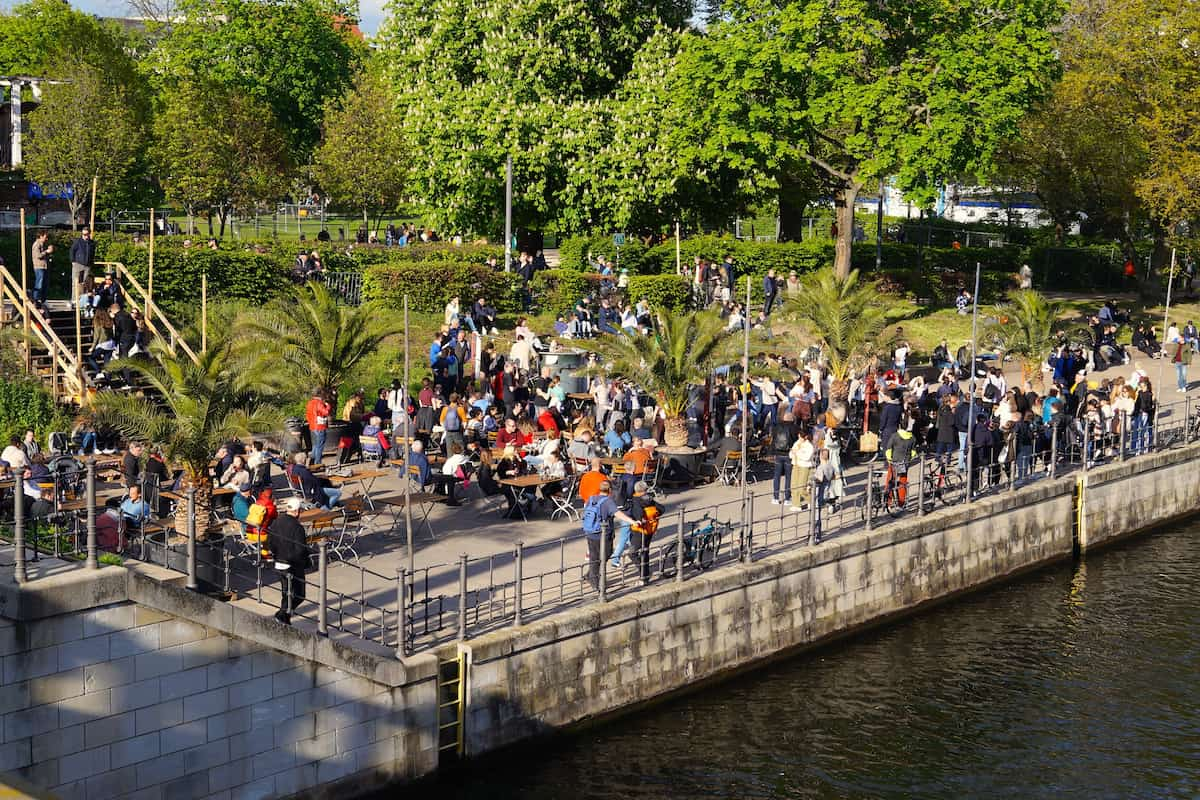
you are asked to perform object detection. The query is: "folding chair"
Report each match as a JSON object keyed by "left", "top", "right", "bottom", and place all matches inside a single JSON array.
[
  {"left": 718, "top": 451, "right": 743, "bottom": 485},
  {"left": 549, "top": 473, "right": 580, "bottom": 521},
  {"left": 329, "top": 496, "right": 369, "bottom": 562}
]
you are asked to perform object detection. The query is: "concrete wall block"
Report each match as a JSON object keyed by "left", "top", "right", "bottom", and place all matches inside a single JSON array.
[
  {"left": 30, "top": 615, "right": 85, "bottom": 650},
  {"left": 271, "top": 666, "right": 315, "bottom": 698},
  {"left": 57, "top": 744, "right": 110, "bottom": 784},
  {"left": 160, "top": 720, "right": 207, "bottom": 755},
  {"left": 110, "top": 677, "right": 160, "bottom": 714},
  {"left": 134, "top": 608, "right": 174, "bottom": 628},
  {"left": 17, "top": 757, "right": 59, "bottom": 790},
  {"left": 293, "top": 730, "right": 335, "bottom": 764},
  {"left": 158, "top": 620, "right": 208, "bottom": 650},
  {"left": 126, "top": 785, "right": 163, "bottom": 800},
  {"left": 0, "top": 626, "right": 22, "bottom": 659},
  {"left": 82, "top": 605, "right": 136, "bottom": 639},
  {"left": 206, "top": 707, "right": 251, "bottom": 743},
  {"left": 183, "top": 738, "right": 229, "bottom": 775},
  {"left": 334, "top": 720, "right": 376, "bottom": 754},
  {"left": 206, "top": 657, "right": 253, "bottom": 689},
  {"left": 84, "top": 657, "right": 134, "bottom": 694},
  {"left": 251, "top": 745, "right": 296, "bottom": 780},
  {"left": 225, "top": 638, "right": 261, "bottom": 660},
  {"left": 3, "top": 645, "right": 59, "bottom": 684},
  {"left": 84, "top": 711, "right": 135, "bottom": 749},
  {"left": 3, "top": 702, "right": 57, "bottom": 742},
  {"left": 33, "top": 723, "right": 83, "bottom": 762},
  {"left": 0, "top": 682, "right": 29, "bottom": 716},
  {"left": 135, "top": 647, "right": 186, "bottom": 683},
  {"left": 111, "top": 732, "right": 161, "bottom": 769},
  {"left": 315, "top": 700, "right": 367, "bottom": 736},
  {"left": 160, "top": 667, "right": 209, "bottom": 702},
  {"left": 84, "top": 764, "right": 139, "bottom": 800},
  {"left": 136, "top": 699, "right": 183, "bottom": 736},
  {"left": 314, "top": 666, "right": 346, "bottom": 687},
  {"left": 161, "top": 770, "right": 211, "bottom": 800},
  {"left": 247, "top": 695, "right": 293, "bottom": 734},
  {"left": 51, "top": 780, "right": 84, "bottom": 800},
  {"left": 274, "top": 713, "right": 316, "bottom": 747},
  {"left": 109, "top": 624, "right": 162, "bottom": 660},
  {"left": 57, "top": 686, "right": 111, "bottom": 727},
  {"left": 206, "top": 756, "right": 253, "bottom": 793},
  {"left": 315, "top": 752, "right": 354, "bottom": 785},
  {"left": 229, "top": 775, "right": 274, "bottom": 800},
  {"left": 249, "top": 650, "right": 295, "bottom": 679},
  {"left": 274, "top": 762, "right": 317, "bottom": 797},
  {"left": 0, "top": 738, "right": 31, "bottom": 771},
  {"left": 181, "top": 638, "right": 230, "bottom": 671},
  {"left": 136, "top": 751, "right": 186, "bottom": 790},
  {"left": 183, "top": 687, "right": 229, "bottom": 723},
  {"left": 350, "top": 736, "right": 396, "bottom": 773},
  {"left": 227, "top": 676, "right": 272, "bottom": 710}
]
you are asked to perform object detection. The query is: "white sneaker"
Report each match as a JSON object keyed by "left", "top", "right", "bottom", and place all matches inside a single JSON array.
[
  {"left": 770, "top": 498, "right": 782, "bottom": 505},
  {"left": 789, "top": 505, "right": 804, "bottom": 513}
]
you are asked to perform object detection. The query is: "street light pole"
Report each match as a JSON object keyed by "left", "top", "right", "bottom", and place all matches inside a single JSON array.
[
  {"left": 964, "top": 261, "right": 981, "bottom": 503},
  {"left": 504, "top": 155, "right": 513, "bottom": 273}
]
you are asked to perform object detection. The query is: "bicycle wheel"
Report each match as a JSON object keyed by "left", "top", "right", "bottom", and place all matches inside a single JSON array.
[
  {"left": 885, "top": 487, "right": 905, "bottom": 518},
  {"left": 660, "top": 542, "right": 679, "bottom": 579},
  {"left": 698, "top": 537, "right": 716, "bottom": 570},
  {"left": 941, "top": 471, "right": 965, "bottom": 505}
]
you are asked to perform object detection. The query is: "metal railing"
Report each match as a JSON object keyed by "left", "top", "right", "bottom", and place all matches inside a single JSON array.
[
  {"left": 0, "top": 259, "right": 84, "bottom": 403},
  {"left": 96, "top": 261, "right": 200, "bottom": 365},
  {"left": 321, "top": 272, "right": 363, "bottom": 306},
  {"left": 3, "top": 395, "right": 1197, "bottom": 656}
]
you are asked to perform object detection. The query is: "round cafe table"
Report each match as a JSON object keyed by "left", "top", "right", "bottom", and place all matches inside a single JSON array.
[{"left": 654, "top": 445, "right": 711, "bottom": 487}]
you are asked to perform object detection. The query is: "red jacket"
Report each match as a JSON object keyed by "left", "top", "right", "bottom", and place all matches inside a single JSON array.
[{"left": 306, "top": 396, "right": 331, "bottom": 431}]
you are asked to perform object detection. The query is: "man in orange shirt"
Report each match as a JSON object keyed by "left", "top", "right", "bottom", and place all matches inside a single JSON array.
[
  {"left": 305, "top": 389, "right": 331, "bottom": 465},
  {"left": 578, "top": 457, "right": 606, "bottom": 503},
  {"left": 621, "top": 437, "right": 652, "bottom": 499}
]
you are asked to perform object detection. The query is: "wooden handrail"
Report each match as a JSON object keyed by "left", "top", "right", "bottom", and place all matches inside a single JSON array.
[
  {"left": 0, "top": 261, "right": 82, "bottom": 402},
  {"left": 96, "top": 261, "right": 200, "bottom": 365}
]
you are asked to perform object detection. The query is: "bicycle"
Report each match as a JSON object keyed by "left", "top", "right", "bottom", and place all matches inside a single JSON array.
[
  {"left": 860, "top": 463, "right": 908, "bottom": 521},
  {"left": 921, "top": 456, "right": 964, "bottom": 510},
  {"left": 660, "top": 513, "right": 731, "bottom": 578}
]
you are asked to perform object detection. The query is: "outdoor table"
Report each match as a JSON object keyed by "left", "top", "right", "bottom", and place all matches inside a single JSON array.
[
  {"left": 566, "top": 393, "right": 593, "bottom": 415},
  {"left": 655, "top": 445, "right": 712, "bottom": 488},
  {"left": 373, "top": 492, "right": 447, "bottom": 540},
  {"left": 498, "top": 474, "right": 559, "bottom": 522},
  {"left": 324, "top": 468, "right": 389, "bottom": 510}
]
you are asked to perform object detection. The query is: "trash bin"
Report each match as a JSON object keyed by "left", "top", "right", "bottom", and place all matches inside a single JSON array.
[{"left": 283, "top": 416, "right": 309, "bottom": 455}]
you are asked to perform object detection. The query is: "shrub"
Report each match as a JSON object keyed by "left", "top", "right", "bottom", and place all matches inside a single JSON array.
[
  {"left": 362, "top": 261, "right": 525, "bottom": 314},
  {"left": 531, "top": 269, "right": 592, "bottom": 315},
  {"left": 557, "top": 235, "right": 653, "bottom": 273},
  {"left": 0, "top": 376, "right": 74, "bottom": 444},
  {"left": 626, "top": 275, "right": 690, "bottom": 310}
]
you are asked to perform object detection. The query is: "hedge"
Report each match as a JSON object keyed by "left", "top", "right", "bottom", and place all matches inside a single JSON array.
[
  {"left": 531, "top": 269, "right": 592, "bottom": 315},
  {"left": 626, "top": 275, "right": 690, "bottom": 310},
  {"left": 362, "top": 261, "right": 525, "bottom": 314},
  {"left": 0, "top": 376, "right": 74, "bottom": 445}
]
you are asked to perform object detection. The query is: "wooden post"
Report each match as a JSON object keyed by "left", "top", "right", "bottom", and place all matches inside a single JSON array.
[
  {"left": 20, "top": 208, "right": 29, "bottom": 374},
  {"left": 675, "top": 221, "right": 682, "bottom": 275},
  {"left": 89, "top": 176, "right": 97, "bottom": 234},
  {"left": 147, "top": 208, "right": 154, "bottom": 323},
  {"left": 201, "top": 273, "right": 208, "bottom": 353}
]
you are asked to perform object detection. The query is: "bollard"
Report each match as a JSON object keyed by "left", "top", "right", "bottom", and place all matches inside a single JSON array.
[
  {"left": 85, "top": 460, "right": 97, "bottom": 569},
  {"left": 1119, "top": 411, "right": 1127, "bottom": 461},
  {"left": 514, "top": 541, "right": 524, "bottom": 626},
  {"left": 917, "top": 455, "right": 926, "bottom": 515},
  {"left": 185, "top": 488, "right": 199, "bottom": 591},
  {"left": 865, "top": 463, "right": 874, "bottom": 531},
  {"left": 599, "top": 529, "right": 609, "bottom": 602},
  {"left": 1050, "top": 425, "right": 1058, "bottom": 479},
  {"left": 1008, "top": 450, "right": 1016, "bottom": 492},
  {"left": 396, "top": 568, "right": 407, "bottom": 659},
  {"left": 282, "top": 566, "right": 292, "bottom": 622},
  {"left": 808, "top": 475, "right": 818, "bottom": 543},
  {"left": 1082, "top": 422, "right": 1090, "bottom": 472},
  {"left": 317, "top": 539, "right": 328, "bottom": 637},
  {"left": 675, "top": 508, "right": 685, "bottom": 583},
  {"left": 965, "top": 443, "right": 974, "bottom": 504},
  {"left": 1187, "top": 396, "right": 1194, "bottom": 444},
  {"left": 13, "top": 477, "right": 25, "bottom": 584},
  {"left": 222, "top": 549, "right": 232, "bottom": 596},
  {"left": 745, "top": 498, "right": 755, "bottom": 563},
  {"left": 457, "top": 554, "right": 468, "bottom": 641}
]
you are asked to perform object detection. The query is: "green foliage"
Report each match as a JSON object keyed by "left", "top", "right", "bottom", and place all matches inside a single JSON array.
[
  {"left": 531, "top": 270, "right": 592, "bottom": 315},
  {"left": 151, "top": 0, "right": 363, "bottom": 161},
  {"left": 23, "top": 59, "right": 143, "bottom": 228},
  {"left": 237, "top": 282, "right": 405, "bottom": 399},
  {"left": 98, "top": 553, "right": 124, "bottom": 566},
  {"left": 0, "top": 376, "right": 73, "bottom": 445},
  {"left": 785, "top": 268, "right": 893, "bottom": 383},
  {"left": 312, "top": 68, "right": 408, "bottom": 221},
  {"left": 626, "top": 275, "right": 689, "bottom": 310},
  {"left": 987, "top": 289, "right": 1066, "bottom": 372},
  {"left": 361, "top": 261, "right": 525, "bottom": 315}
]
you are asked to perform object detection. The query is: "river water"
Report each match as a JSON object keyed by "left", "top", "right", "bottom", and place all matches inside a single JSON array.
[{"left": 426, "top": 521, "right": 1200, "bottom": 799}]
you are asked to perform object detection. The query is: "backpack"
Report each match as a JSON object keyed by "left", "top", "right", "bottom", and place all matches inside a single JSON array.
[
  {"left": 444, "top": 409, "right": 462, "bottom": 432},
  {"left": 635, "top": 503, "right": 661, "bottom": 538},
  {"left": 245, "top": 503, "right": 267, "bottom": 527},
  {"left": 581, "top": 495, "right": 607, "bottom": 536},
  {"left": 984, "top": 382, "right": 1000, "bottom": 402}
]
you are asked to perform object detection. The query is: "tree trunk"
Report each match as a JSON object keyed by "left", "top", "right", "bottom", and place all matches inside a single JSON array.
[
  {"left": 1142, "top": 225, "right": 1170, "bottom": 302},
  {"left": 663, "top": 416, "right": 688, "bottom": 447},
  {"left": 218, "top": 207, "right": 227, "bottom": 239},
  {"left": 69, "top": 198, "right": 83, "bottom": 230},
  {"left": 206, "top": 212, "right": 214, "bottom": 237},
  {"left": 834, "top": 183, "right": 860, "bottom": 280}
]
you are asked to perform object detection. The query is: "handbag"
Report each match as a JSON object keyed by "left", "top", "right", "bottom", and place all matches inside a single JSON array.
[{"left": 859, "top": 431, "right": 879, "bottom": 453}]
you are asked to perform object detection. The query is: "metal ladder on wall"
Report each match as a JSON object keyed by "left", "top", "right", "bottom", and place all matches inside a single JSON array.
[{"left": 437, "top": 650, "right": 466, "bottom": 763}]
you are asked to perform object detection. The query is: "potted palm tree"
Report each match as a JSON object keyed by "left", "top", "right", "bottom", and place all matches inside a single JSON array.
[
  {"left": 89, "top": 337, "right": 282, "bottom": 542},
  {"left": 988, "top": 289, "right": 1066, "bottom": 385},
  {"left": 592, "top": 310, "right": 737, "bottom": 446},
  {"left": 786, "top": 267, "right": 893, "bottom": 416},
  {"left": 238, "top": 281, "right": 405, "bottom": 439}
]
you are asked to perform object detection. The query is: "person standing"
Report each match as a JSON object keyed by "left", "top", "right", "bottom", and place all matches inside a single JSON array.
[
  {"left": 762, "top": 268, "right": 779, "bottom": 316},
  {"left": 722, "top": 254, "right": 735, "bottom": 289},
  {"left": 31, "top": 231, "right": 53, "bottom": 307},
  {"left": 788, "top": 430, "right": 815, "bottom": 512},
  {"left": 1172, "top": 335, "right": 1191, "bottom": 393},
  {"left": 70, "top": 228, "right": 95, "bottom": 305},
  {"left": 769, "top": 411, "right": 797, "bottom": 505},
  {"left": 267, "top": 497, "right": 310, "bottom": 625},
  {"left": 305, "top": 389, "right": 331, "bottom": 465},
  {"left": 112, "top": 302, "right": 137, "bottom": 358},
  {"left": 580, "top": 481, "right": 636, "bottom": 592}
]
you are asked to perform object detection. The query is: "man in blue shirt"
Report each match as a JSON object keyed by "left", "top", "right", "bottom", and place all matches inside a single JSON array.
[
  {"left": 603, "top": 420, "right": 632, "bottom": 454},
  {"left": 407, "top": 440, "right": 431, "bottom": 488},
  {"left": 120, "top": 485, "right": 152, "bottom": 524}
]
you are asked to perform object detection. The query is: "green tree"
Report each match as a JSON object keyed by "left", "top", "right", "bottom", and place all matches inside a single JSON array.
[
  {"left": 88, "top": 340, "right": 281, "bottom": 536},
  {"left": 786, "top": 268, "right": 892, "bottom": 400},
  {"left": 23, "top": 60, "right": 142, "bottom": 229},
  {"left": 237, "top": 282, "right": 405, "bottom": 403},
  {"left": 152, "top": 81, "right": 292, "bottom": 236},
  {"left": 151, "top": 0, "right": 363, "bottom": 162},
  {"left": 312, "top": 67, "right": 409, "bottom": 233},
  {"left": 988, "top": 289, "right": 1065, "bottom": 385},
  {"left": 378, "top": 0, "right": 690, "bottom": 239},
  {"left": 591, "top": 310, "right": 736, "bottom": 446},
  {"left": 671, "top": 0, "right": 1064, "bottom": 278}
]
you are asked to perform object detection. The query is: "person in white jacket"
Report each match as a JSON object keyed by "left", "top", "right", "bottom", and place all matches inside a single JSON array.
[{"left": 788, "top": 432, "right": 816, "bottom": 512}]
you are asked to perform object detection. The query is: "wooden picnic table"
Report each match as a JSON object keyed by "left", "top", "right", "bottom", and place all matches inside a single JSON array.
[
  {"left": 498, "top": 474, "right": 561, "bottom": 522},
  {"left": 373, "top": 492, "right": 447, "bottom": 540}
]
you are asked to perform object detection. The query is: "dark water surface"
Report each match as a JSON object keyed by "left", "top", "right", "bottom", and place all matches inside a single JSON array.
[{"left": 423, "top": 522, "right": 1200, "bottom": 799}]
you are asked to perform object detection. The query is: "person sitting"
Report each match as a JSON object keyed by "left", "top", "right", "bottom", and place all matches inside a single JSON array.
[
  {"left": 578, "top": 457, "right": 606, "bottom": 503},
  {"left": 496, "top": 417, "right": 528, "bottom": 449},
  {"left": 290, "top": 452, "right": 341, "bottom": 509},
  {"left": 537, "top": 451, "right": 566, "bottom": 503},
  {"left": 553, "top": 314, "right": 569, "bottom": 337},
  {"left": 568, "top": 429, "right": 599, "bottom": 464},
  {"left": 244, "top": 487, "right": 277, "bottom": 557},
  {"left": 407, "top": 440, "right": 432, "bottom": 489},
  {"left": 437, "top": 443, "right": 470, "bottom": 506},
  {"left": 495, "top": 444, "right": 530, "bottom": 518},
  {"left": 219, "top": 455, "right": 250, "bottom": 489},
  {"left": 621, "top": 437, "right": 653, "bottom": 499},
  {"left": 1132, "top": 324, "right": 1160, "bottom": 358},
  {"left": 955, "top": 288, "right": 972, "bottom": 314},
  {"left": 1, "top": 436, "right": 27, "bottom": 473},
  {"left": 629, "top": 416, "right": 653, "bottom": 440},
  {"left": 604, "top": 420, "right": 631, "bottom": 455},
  {"left": 472, "top": 296, "right": 498, "bottom": 334},
  {"left": 932, "top": 339, "right": 953, "bottom": 370},
  {"left": 119, "top": 485, "right": 153, "bottom": 526},
  {"left": 474, "top": 448, "right": 503, "bottom": 499},
  {"left": 230, "top": 482, "right": 254, "bottom": 524}
]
